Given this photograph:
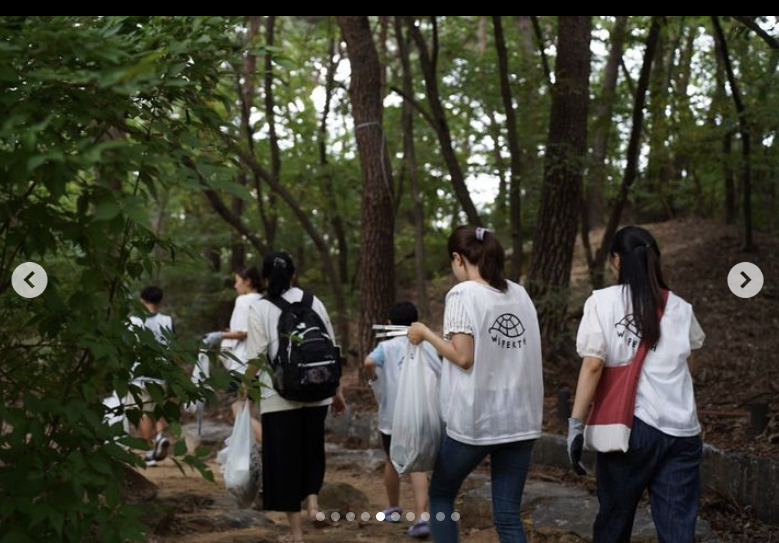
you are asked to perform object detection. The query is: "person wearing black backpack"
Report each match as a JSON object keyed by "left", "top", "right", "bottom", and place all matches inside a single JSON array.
[{"left": 244, "top": 251, "right": 346, "bottom": 543}]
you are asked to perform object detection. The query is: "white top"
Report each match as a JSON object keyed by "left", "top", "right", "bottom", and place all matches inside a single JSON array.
[
  {"left": 129, "top": 313, "right": 174, "bottom": 385},
  {"left": 576, "top": 285, "right": 705, "bottom": 437},
  {"left": 221, "top": 292, "right": 262, "bottom": 374},
  {"left": 369, "top": 336, "right": 441, "bottom": 435},
  {"left": 440, "top": 280, "right": 544, "bottom": 445},
  {"left": 246, "top": 287, "right": 334, "bottom": 414},
  {"left": 142, "top": 312, "right": 174, "bottom": 346}
]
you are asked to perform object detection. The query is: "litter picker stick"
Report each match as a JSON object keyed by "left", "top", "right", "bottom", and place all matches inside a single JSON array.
[
  {"left": 372, "top": 324, "right": 410, "bottom": 331},
  {"left": 373, "top": 324, "right": 409, "bottom": 339},
  {"left": 374, "top": 330, "right": 409, "bottom": 338}
]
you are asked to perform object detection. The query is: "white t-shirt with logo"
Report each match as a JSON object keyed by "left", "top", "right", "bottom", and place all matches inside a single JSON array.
[
  {"left": 440, "top": 280, "right": 544, "bottom": 445},
  {"left": 221, "top": 292, "right": 262, "bottom": 373},
  {"left": 576, "top": 285, "right": 705, "bottom": 437},
  {"left": 369, "top": 336, "right": 441, "bottom": 435}
]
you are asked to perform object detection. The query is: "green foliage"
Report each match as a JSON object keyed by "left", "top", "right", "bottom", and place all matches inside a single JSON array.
[
  {"left": 0, "top": 16, "right": 242, "bottom": 542},
  {"left": 3, "top": 17, "right": 776, "bottom": 541}
]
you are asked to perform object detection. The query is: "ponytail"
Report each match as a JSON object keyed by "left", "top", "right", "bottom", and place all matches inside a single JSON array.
[
  {"left": 261, "top": 251, "right": 295, "bottom": 299},
  {"left": 610, "top": 226, "right": 668, "bottom": 346},
  {"left": 448, "top": 225, "right": 508, "bottom": 292}
]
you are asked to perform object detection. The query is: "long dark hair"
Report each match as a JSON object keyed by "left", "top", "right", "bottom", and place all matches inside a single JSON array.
[
  {"left": 610, "top": 226, "right": 669, "bottom": 346},
  {"left": 236, "top": 265, "right": 263, "bottom": 292},
  {"left": 262, "top": 251, "right": 295, "bottom": 299},
  {"left": 448, "top": 225, "right": 508, "bottom": 292}
]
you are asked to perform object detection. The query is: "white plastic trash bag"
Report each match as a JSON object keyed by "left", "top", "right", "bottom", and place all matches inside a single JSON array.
[
  {"left": 184, "top": 350, "right": 211, "bottom": 415},
  {"left": 217, "top": 402, "right": 261, "bottom": 507},
  {"left": 390, "top": 343, "right": 442, "bottom": 474}
]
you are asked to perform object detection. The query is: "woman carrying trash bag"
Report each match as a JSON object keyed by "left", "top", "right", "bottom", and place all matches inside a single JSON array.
[
  {"left": 244, "top": 251, "right": 346, "bottom": 543},
  {"left": 567, "top": 225, "right": 705, "bottom": 543},
  {"left": 408, "top": 225, "right": 543, "bottom": 543},
  {"left": 203, "top": 266, "right": 264, "bottom": 442}
]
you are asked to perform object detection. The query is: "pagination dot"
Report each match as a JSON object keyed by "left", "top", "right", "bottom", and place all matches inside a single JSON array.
[
  {"left": 420, "top": 512, "right": 430, "bottom": 522},
  {"left": 451, "top": 512, "right": 461, "bottom": 522},
  {"left": 346, "top": 512, "right": 356, "bottom": 521},
  {"left": 436, "top": 512, "right": 446, "bottom": 522},
  {"left": 315, "top": 511, "right": 326, "bottom": 522},
  {"left": 361, "top": 512, "right": 371, "bottom": 522},
  {"left": 330, "top": 512, "right": 341, "bottom": 522},
  {"left": 376, "top": 511, "right": 385, "bottom": 521},
  {"left": 406, "top": 512, "right": 416, "bottom": 522}
]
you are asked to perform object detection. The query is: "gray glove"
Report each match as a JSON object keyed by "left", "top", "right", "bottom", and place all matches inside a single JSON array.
[
  {"left": 203, "top": 331, "right": 223, "bottom": 348},
  {"left": 567, "top": 417, "right": 586, "bottom": 475}
]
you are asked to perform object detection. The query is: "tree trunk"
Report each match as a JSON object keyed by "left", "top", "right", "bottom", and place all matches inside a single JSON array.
[
  {"left": 395, "top": 17, "right": 429, "bottom": 318},
  {"left": 646, "top": 18, "right": 674, "bottom": 221},
  {"left": 492, "top": 16, "right": 523, "bottom": 281},
  {"left": 229, "top": 17, "right": 260, "bottom": 268},
  {"left": 591, "top": 17, "right": 663, "bottom": 288},
  {"left": 317, "top": 24, "right": 349, "bottom": 285},
  {"left": 670, "top": 22, "right": 696, "bottom": 202},
  {"left": 585, "top": 16, "right": 627, "bottom": 230},
  {"left": 527, "top": 16, "right": 592, "bottom": 355},
  {"left": 515, "top": 16, "right": 544, "bottom": 246},
  {"left": 530, "top": 16, "right": 552, "bottom": 86},
  {"left": 405, "top": 17, "right": 483, "bottom": 227},
  {"left": 338, "top": 16, "right": 396, "bottom": 360},
  {"left": 581, "top": 16, "right": 628, "bottom": 282},
  {"left": 711, "top": 37, "right": 738, "bottom": 224},
  {"left": 262, "top": 16, "right": 280, "bottom": 246},
  {"left": 486, "top": 107, "right": 509, "bottom": 219},
  {"left": 723, "top": 132, "right": 738, "bottom": 224},
  {"left": 230, "top": 176, "right": 246, "bottom": 271},
  {"left": 712, "top": 16, "right": 754, "bottom": 251}
]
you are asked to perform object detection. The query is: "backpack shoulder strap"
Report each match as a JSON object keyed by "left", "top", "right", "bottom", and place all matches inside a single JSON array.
[
  {"left": 301, "top": 290, "right": 314, "bottom": 309},
  {"left": 263, "top": 295, "right": 291, "bottom": 311}
]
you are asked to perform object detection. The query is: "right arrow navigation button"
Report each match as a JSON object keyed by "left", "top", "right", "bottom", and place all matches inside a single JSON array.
[
  {"left": 740, "top": 271, "right": 751, "bottom": 289},
  {"left": 728, "top": 262, "right": 763, "bottom": 299}
]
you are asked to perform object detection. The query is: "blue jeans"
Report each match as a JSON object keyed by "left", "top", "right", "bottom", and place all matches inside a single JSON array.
[
  {"left": 429, "top": 434, "right": 534, "bottom": 543},
  {"left": 594, "top": 417, "right": 702, "bottom": 543}
]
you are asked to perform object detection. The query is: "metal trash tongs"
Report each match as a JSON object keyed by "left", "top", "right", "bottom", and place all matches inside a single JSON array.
[{"left": 372, "top": 324, "right": 409, "bottom": 338}]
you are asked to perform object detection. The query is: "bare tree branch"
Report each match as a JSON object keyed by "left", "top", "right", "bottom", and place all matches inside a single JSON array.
[
  {"left": 530, "top": 16, "right": 553, "bottom": 85},
  {"left": 733, "top": 16, "right": 779, "bottom": 49},
  {"left": 183, "top": 157, "right": 270, "bottom": 255},
  {"left": 389, "top": 85, "right": 437, "bottom": 128}
]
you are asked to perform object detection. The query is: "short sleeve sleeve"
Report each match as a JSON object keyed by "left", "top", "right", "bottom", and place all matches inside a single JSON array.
[
  {"left": 689, "top": 310, "right": 705, "bottom": 350},
  {"left": 368, "top": 342, "right": 386, "bottom": 367},
  {"left": 443, "top": 290, "right": 472, "bottom": 340},
  {"left": 231, "top": 296, "right": 251, "bottom": 333},
  {"left": 576, "top": 295, "right": 607, "bottom": 360},
  {"left": 246, "top": 303, "right": 269, "bottom": 362}
]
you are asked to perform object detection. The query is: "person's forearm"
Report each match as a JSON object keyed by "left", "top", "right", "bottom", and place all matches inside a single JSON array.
[
  {"left": 571, "top": 357, "right": 605, "bottom": 420},
  {"left": 420, "top": 329, "right": 474, "bottom": 370},
  {"left": 221, "top": 330, "right": 247, "bottom": 341}
]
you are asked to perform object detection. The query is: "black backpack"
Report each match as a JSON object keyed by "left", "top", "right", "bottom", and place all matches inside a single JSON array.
[{"left": 264, "top": 291, "right": 341, "bottom": 402}]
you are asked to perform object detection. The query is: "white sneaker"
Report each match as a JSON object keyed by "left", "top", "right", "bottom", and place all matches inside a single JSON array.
[
  {"left": 143, "top": 451, "right": 158, "bottom": 467},
  {"left": 153, "top": 435, "right": 170, "bottom": 461}
]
